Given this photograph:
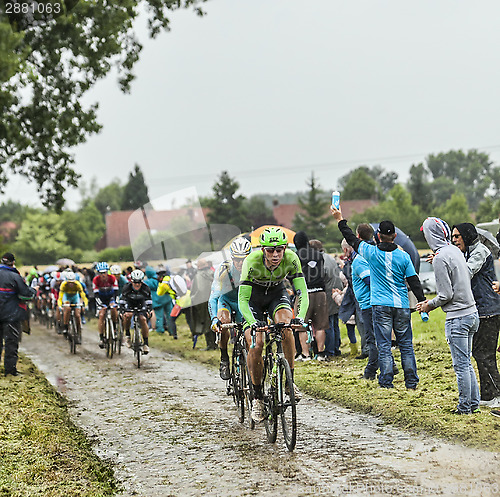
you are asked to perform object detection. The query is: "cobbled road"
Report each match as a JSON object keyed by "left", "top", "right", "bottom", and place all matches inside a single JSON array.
[{"left": 21, "top": 323, "right": 500, "bottom": 497}]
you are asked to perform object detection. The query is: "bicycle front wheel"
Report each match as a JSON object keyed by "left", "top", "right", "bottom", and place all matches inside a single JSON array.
[
  {"left": 134, "top": 321, "right": 141, "bottom": 368},
  {"left": 242, "top": 349, "right": 255, "bottom": 430},
  {"left": 106, "top": 317, "right": 114, "bottom": 359},
  {"left": 263, "top": 354, "right": 278, "bottom": 443},
  {"left": 233, "top": 348, "right": 245, "bottom": 423},
  {"left": 278, "top": 356, "right": 297, "bottom": 452},
  {"left": 117, "top": 316, "right": 123, "bottom": 355},
  {"left": 69, "top": 316, "right": 77, "bottom": 354}
]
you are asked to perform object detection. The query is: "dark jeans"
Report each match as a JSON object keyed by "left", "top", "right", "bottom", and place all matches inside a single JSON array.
[
  {"left": 0, "top": 321, "right": 21, "bottom": 373},
  {"left": 372, "top": 306, "right": 418, "bottom": 388},
  {"left": 361, "top": 307, "right": 378, "bottom": 378},
  {"left": 325, "top": 314, "right": 341, "bottom": 356},
  {"left": 472, "top": 315, "right": 500, "bottom": 401}
]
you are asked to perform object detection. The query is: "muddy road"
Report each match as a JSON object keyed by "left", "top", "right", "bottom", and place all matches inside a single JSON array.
[{"left": 21, "top": 323, "right": 500, "bottom": 497}]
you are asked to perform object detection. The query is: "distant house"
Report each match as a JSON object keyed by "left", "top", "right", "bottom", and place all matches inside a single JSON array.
[
  {"left": 97, "top": 200, "right": 378, "bottom": 250},
  {"left": 0, "top": 221, "right": 18, "bottom": 242}
]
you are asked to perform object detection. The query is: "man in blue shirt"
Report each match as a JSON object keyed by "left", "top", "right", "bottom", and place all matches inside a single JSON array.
[{"left": 332, "top": 208, "right": 426, "bottom": 389}]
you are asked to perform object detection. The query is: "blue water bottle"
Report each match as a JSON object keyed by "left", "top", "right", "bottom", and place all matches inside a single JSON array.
[
  {"left": 332, "top": 191, "right": 340, "bottom": 209},
  {"left": 420, "top": 312, "right": 429, "bottom": 322}
]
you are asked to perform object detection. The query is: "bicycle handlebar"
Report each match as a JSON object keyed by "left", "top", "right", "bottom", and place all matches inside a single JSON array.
[{"left": 249, "top": 321, "right": 312, "bottom": 348}]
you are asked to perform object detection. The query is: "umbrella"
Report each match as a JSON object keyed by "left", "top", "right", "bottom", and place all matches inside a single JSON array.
[
  {"left": 56, "top": 258, "right": 76, "bottom": 266},
  {"left": 476, "top": 227, "right": 500, "bottom": 259},
  {"left": 250, "top": 225, "right": 296, "bottom": 248},
  {"left": 44, "top": 265, "right": 59, "bottom": 273},
  {"left": 370, "top": 223, "right": 420, "bottom": 273}
]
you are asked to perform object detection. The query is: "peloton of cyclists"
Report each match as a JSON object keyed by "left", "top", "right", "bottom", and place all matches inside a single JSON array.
[
  {"left": 93, "top": 262, "right": 119, "bottom": 349},
  {"left": 238, "top": 227, "right": 310, "bottom": 423},
  {"left": 119, "top": 269, "right": 153, "bottom": 355},
  {"left": 57, "top": 271, "right": 88, "bottom": 342},
  {"left": 208, "top": 237, "right": 252, "bottom": 381}
]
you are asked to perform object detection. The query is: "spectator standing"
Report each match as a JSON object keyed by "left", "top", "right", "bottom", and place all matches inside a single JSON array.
[
  {"left": 332, "top": 207, "right": 425, "bottom": 390},
  {"left": 334, "top": 240, "right": 362, "bottom": 358},
  {"left": 418, "top": 217, "right": 480, "bottom": 414},
  {"left": 188, "top": 259, "right": 215, "bottom": 349},
  {"left": 310, "top": 239, "right": 343, "bottom": 358},
  {"left": 451, "top": 223, "right": 500, "bottom": 408},
  {"left": 351, "top": 224, "right": 380, "bottom": 380},
  {"left": 293, "top": 231, "right": 329, "bottom": 361},
  {"left": 0, "top": 253, "right": 36, "bottom": 376}
]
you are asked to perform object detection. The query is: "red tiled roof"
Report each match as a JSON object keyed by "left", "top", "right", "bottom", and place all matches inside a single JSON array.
[{"left": 100, "top": 200, "right": 378, "bottom": 249}]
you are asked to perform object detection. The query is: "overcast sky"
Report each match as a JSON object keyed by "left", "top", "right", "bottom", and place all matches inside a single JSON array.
[{"left": 6, "top": 0, "right": 500, "bottom": 209}]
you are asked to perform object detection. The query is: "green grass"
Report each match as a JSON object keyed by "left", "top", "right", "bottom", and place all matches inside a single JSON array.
[
  {"left": 149, "top": 311, "right": 500, "bottom": 451},
  {"left": 0, "top": 358, "right": 119, "bottom": 497}
]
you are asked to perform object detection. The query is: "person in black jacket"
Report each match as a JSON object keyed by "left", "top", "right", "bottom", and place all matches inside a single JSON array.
[
  {"left": 293, "top": 231, "right": 329, "bottom": 361},
  {"left": 119, "top": 270, "right": 153, "bottom": 355},
  {"left": 452, "top": 223, "right": 500, "bottom": 407},
  {"left": 0, "top": 253, "right": 36, "bottom": 376}
]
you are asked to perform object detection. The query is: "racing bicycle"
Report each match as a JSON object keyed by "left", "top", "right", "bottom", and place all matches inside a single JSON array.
[
  {"left": 63, "top": 303, "right": 83, "bottom": 354},
  {"left": 220, "top": 319, "right": 255, "bottom": 430},
  {"left": 251, "top": 320, "right": 312, "bottom": 452}
]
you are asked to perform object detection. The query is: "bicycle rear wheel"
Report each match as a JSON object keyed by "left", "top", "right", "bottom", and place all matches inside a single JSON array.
[
  {"left": 278, "top": 356, "right": 297, "bottom": 452},
  {"left": 263, "top": 353, "right": 278, "bottom": 443}
]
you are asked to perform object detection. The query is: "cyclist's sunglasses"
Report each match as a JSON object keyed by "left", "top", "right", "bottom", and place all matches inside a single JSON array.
[{"left": 264, "top": 246, "right": 285, "bottom": 254}]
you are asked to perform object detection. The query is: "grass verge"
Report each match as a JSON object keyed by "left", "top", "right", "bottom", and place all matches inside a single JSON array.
[
  {"left": 149, "top": 311, "right": 500, "bottom": 451},
  {"left": 0, "top": 356, "right": 119, "bottom": 497}
]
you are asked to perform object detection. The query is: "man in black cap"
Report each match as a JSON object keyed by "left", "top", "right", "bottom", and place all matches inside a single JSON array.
[
  {"left": 331, "top": 209, "right": 426, "bottom": 390},
  {"left": 0, "top": 253, "right": 36, "bottom": 376}
]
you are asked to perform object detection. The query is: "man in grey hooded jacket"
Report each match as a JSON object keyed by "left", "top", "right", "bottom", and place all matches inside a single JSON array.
[{"left": 417, "top": 217, "right": 480, "bottom": 414}]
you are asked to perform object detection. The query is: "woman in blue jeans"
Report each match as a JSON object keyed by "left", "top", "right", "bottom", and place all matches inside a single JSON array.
[{"left": 418, "top": 217, "right": 480, "bottom": 414}]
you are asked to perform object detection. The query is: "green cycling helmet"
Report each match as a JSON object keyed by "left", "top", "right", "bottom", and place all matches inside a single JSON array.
[{"left": 259, "top": 227, "right": 288, "bottom": 247}]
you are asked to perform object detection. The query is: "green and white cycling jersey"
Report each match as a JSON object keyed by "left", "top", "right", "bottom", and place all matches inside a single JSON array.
[{"left": 238, "top": 248, "right": 309, "bottom": 326}]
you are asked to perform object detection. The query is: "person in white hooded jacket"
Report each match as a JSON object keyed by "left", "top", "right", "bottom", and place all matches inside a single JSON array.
[{"left": 417, "top": 217, "right": 480, "bottom": 415}]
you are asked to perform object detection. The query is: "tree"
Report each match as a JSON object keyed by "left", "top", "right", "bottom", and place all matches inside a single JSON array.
[
  {"left": 340, "top": 168, "right": 379, "bottom": 200},
  {"left": 293, "top": 173, "right": 332, "bottom": 241},
  {"left": 351, "top": 184, "right": 425, "bottom": 243},
  {"left": 242, "top": 197, "right": 277, "bottom": 230},
  {"left": 339, "top": 165, "right": 398, "bottom": 200},
  {"left": 12, "top": 211, "right": 69, "bottom": 264},
  {"left": 0, "top": 0, "right": 206, "bottom": 211},
  {"left": 93, "top": 179, "right": 125, "bottom": 217},
  {"left": 476, "top": 197, "right": 500, "bottom": 224},
  {"left": 121, "top": 164, "right": 150, "bottom": 210},
  {"left": 425, "top": 150, "right": 498, "bottom": 211},
  {"left": 205, "top": 171, "right": 248, "bottom": 232},
  {"left": 407, "top": 163, "right": 432, "bottom": 210},
  {"left": 61, "top": 201, "right": 106, "bottom": 250},
  {"left": 435, "top": 193, "right": 473, "bottom": 228}
]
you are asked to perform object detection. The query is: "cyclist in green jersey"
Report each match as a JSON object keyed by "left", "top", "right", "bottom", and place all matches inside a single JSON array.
[{"left": 238, "top": 226, "right": 309, "bottom": 423}]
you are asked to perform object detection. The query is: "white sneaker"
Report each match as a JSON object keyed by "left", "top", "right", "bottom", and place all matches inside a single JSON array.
[
  {"left": 481, "top": 396, "right": 500, "bottom": 408},
  {"left": 296, "top": 354, "right": 311, "bottom": 362},
  {"left": 316, "top": 354, "right": 327, "bottom": 362},
  {"left": 126, "top": 336, "right": 132, "bottom": 348},
  {"left": 251, "top": 399, "right": 266, "bottom": 423},
  {"left": 143, "top": 344, "right": 149, "bottom": 355}
]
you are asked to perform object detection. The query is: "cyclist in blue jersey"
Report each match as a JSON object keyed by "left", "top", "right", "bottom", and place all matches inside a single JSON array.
[
  {"left": 332, "top": 207, "right": 426, "bottom": 389},
  {"left": 209, "top": 237, "right": 252, "bottom": 380}
]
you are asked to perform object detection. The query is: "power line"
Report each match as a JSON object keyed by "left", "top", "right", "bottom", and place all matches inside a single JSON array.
[{"left": 149, "top": 144, "right": 500, "bottom": 184}]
